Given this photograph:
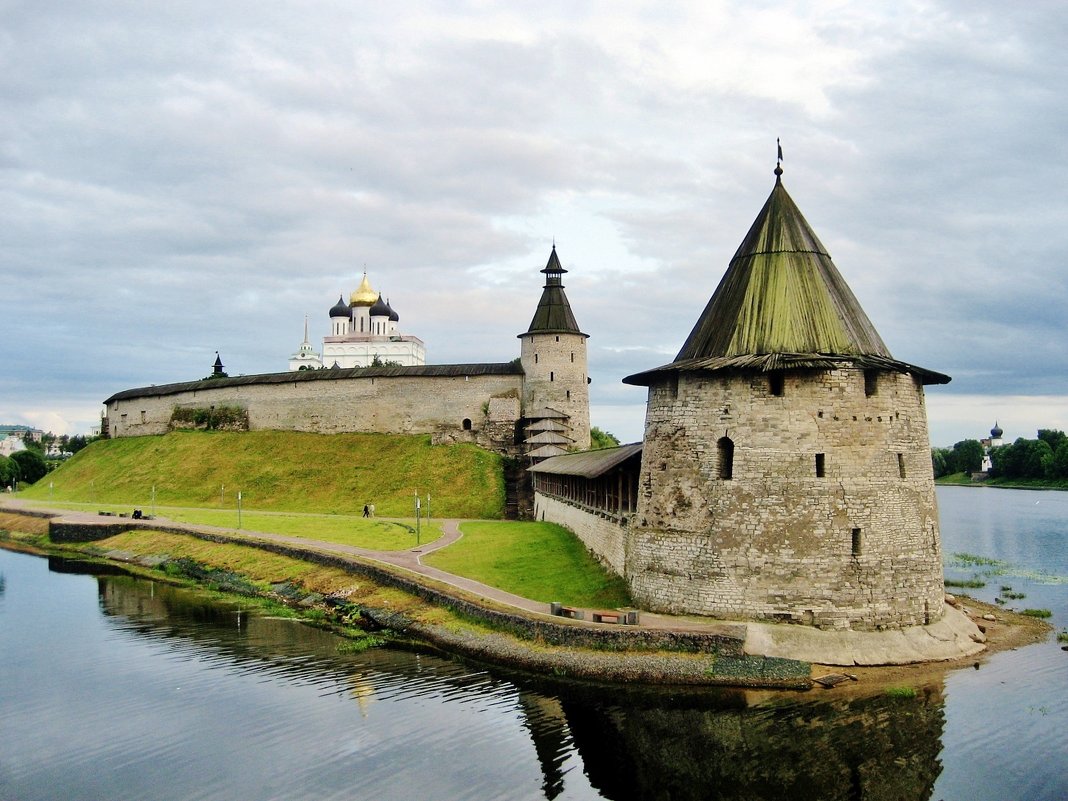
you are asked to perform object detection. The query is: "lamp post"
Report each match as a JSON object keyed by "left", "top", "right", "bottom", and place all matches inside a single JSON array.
[
  {"left": 415, "top": 493, "right": 421, "bottom": 545},
  {"left": 237, "top": 491, "right": 243, "bottom": 530}
]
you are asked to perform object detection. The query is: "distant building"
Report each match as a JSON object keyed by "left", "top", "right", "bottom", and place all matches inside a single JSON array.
[
  {"left": 980, "top": 421, "right": 1004, "bottom": 472},
  {"left": 288, "top": 273, "right": 426, "bottom": 370}
]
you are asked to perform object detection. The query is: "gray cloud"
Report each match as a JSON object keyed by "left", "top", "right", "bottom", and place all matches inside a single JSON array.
[{"left": 2, "top": 0, "right": 1066, "bottom": 443}]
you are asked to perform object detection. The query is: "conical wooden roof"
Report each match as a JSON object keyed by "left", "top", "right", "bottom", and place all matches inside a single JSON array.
[
  {"left": 522, "top": 246, "right": 587, "bottom": 337},
  {"left": 625, "top": 173, "right": 949, "bottom": 386}
]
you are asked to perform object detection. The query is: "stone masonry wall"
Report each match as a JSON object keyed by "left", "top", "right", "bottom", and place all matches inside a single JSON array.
[
  {"left": 520, "top": 332, "right": 591, "bottom": 449},
  {"left": 106, "top": 373, "right": 524, "bottom": 454},
  {"left": 533, "top": 492, "right": 627, "bottom": 575},
  {"left": 629, "top": 366, "right": 944, "bottom": 631}
]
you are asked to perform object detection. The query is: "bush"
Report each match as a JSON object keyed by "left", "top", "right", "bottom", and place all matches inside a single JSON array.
[{"left": 170, "top": 405, "right": 249, "bottom": 431}]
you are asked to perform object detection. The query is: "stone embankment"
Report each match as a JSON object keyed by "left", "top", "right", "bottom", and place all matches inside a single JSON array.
[{"left": 2, "top": 501, "right": 993, "bottom": 688}]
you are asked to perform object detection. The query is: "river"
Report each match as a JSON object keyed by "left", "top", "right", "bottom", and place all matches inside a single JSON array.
[{"left": 1, "top": 485, "right": 1065, "bottom": 800}]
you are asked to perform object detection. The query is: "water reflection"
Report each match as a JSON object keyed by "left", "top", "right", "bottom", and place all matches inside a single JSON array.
[{"left": 87, "top": 559, "right": 947, "bottom": 801}]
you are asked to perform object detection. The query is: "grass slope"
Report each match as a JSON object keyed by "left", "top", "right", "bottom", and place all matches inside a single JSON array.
[
  {"left": 22, "top": 431, "right": 504, "bottom": 518},
  {"left": 424, "top": 521, "right": 632, "bottom": 608}
]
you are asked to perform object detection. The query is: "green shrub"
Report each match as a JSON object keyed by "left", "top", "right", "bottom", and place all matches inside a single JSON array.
[{"left": 1021, "top": 608, "right": 1052, "bottom": 618}]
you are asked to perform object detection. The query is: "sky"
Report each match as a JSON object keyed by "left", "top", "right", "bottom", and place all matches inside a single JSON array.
[{"left": 3, "top": 0, "right": 1066, "bottom": 446}]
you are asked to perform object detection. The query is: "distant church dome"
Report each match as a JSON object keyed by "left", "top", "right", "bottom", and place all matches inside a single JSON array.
[
  {"left": 386, "top": 298, "right": 399, "bottom": 322},
  {"left": 369, "top": 294, "right": 391, "bottom": 317},
  {"left": 329, "top": 296, "right": 350, "bottom": 318},
  {"left": 350, "top": 274, "right": 378, "bottom": 307},
  {"left": 991, "top": 422, "right": 1003, "bottom": 438}
]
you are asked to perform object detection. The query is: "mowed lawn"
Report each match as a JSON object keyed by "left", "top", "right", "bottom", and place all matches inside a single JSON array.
[{"left": 424, "top": 521, "right": 632, "bottom": 608}]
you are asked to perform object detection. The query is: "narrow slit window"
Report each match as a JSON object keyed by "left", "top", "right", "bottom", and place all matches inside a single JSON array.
[
  {"left": 815, "top": 453, "right": 825, "bottom": 478},
  {"left": 851, "top": 528, "right": 862, "bottom": 556},
  {"left": 717, "top": 437, "right": 734, "bottom": 480},
  {"left": 898, "top": 452, "right": 906, "bottom": 478},
  {"left": 550, "top": 371, "right": 554, "bottom": 382},
  {"left": 864, "top": 370, "right": 878, "bottom": 397},
  {"left": 769, "top": 373, "right": 784, "bottom": 397}
]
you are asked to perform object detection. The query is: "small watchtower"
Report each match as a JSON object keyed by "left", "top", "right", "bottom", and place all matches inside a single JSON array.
[
  {"left": 519, "top": 246, "right": 591, "bottom": 453},
  {"left": 623, "top": 157, "right": 950, "bottom": 631}
]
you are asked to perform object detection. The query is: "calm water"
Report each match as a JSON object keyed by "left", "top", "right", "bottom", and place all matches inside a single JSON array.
[{"left": 1, "top": 486, "right": 1065, "bottom": 801}]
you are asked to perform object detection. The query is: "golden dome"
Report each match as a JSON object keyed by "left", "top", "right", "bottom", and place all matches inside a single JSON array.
[{"left": 349, "top": 273, "right": 379, "bottom": 306}]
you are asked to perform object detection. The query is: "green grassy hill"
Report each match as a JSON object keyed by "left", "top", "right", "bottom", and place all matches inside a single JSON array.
[{"left": 22, "top": 431, "right": 505, "bottom": 518}]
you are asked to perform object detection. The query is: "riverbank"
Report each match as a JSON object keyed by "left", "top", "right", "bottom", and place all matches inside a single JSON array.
[{"left": 1, "top": 503, "right": 1048, "bottom": 693}]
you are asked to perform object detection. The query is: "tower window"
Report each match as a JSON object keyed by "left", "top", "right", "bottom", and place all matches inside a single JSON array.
[
  {"left": 550, "top": 371, "right": 554, "bottom": 382},
  {"left": 864, "top": 370, "right": 878, "bottom": 397},
  {"left": 717, "top": 437, "right": 734, "bottom": 480},
  {"left": 571, "top": 352, "right": 574, "bottom": 363},
  {"left": 898, "top": 453, "right": 906, "bottom": 478},
  {"left": 566, "top": 390, "right": 570, "bottom": 399},
  {"left": 462, "top": 418, "right": 472, "bottom": 431},
  {"left": 555, "top": 336, "right": 559, "bottom": 342},
  {"left": 535, "top": 353, "right": 538, "bottom": 364},
  {"left": 769, "top": 373, "right": 784, "bottom": 397},
  {"left": 815, "top": 453, "right": 825, "bottom": 478},
  {"left": 851, "top": 528, "right": 862, "bottom": 556}
]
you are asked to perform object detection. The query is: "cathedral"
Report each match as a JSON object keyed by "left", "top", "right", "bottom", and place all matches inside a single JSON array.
[{"left": 288, "top": 273, "right": 426, "bottom": 370}]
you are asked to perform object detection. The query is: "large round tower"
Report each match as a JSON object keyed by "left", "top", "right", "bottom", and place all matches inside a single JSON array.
[
  {"left": 519, "top": 246, "right": 591, "bottom": 453},
  {"left": 622, "top": 164, "right": 950, "bottom": 631}
]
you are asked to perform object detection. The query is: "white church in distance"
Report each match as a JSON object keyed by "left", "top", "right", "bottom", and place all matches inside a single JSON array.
[{"left": 288, "top": 273, "right": 426, "bottom": 370}]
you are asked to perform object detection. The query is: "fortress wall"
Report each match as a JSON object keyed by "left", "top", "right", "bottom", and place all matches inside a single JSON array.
[
  {"left": 106, "top": 373, "right": 524, "bottom": 447},
  {"left": 533, "top": 493, "right": 627, "bottom": 575},
  {"left": 629, "top": 367, "right": 944, "bottom": 630}
]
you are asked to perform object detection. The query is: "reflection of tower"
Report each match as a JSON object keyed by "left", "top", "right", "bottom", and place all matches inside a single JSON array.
[
  {"left": 516, "top": 692, "right": 572, "bottom": 800},
  {"left": 519, "top": 246, "right": 591, "bottom": 455},
  {"left": 559, "top": 688, "right": 946, "bottom": 801}
]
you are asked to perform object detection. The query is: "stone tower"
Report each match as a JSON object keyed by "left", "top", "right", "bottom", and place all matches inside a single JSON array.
[
  {"left": 622, "top": 165, "right": 950, "bottom": 631},
  {"left": 519, "top": 246, "right": 591, "bottom": 453}
]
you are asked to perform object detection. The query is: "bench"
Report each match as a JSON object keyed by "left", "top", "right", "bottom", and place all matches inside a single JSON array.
[
  {"left": 591, "top": 610, "right": 623, "bottom": 624},
  {"left": 550, "top": 602, "right": 584, "bottom": 620}
]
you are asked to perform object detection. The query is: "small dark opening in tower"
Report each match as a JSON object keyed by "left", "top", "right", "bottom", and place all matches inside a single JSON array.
[
  {"left": 898, "top": 452, "right": 906, "bottom": 478},
  {"left": 566, "top": 390, "right": 571, "bottom": 399},
  {"left": 718, "top": 437, "right": 734, "bottom": 480},
  {"left": 534, "top": 353, "right": 538, "bottom": 364},
  {"left": 851, "top": 528, "right": 862, "bottom": 556},
  {"left": 815, "top": 453, "right": 825, "bottom": 478},
  {"left": 571, "top": 352, "right": 574, "bottom": 363},
  {"left": 462, "top": 418, "right": 472, "bottom": 431},
  {"left": 550, "top": 371, "right": 554, "bottom": 382},
  {"left": 555, "top": 335, "right": 559, "bottom": 342},
  {"left": 769, "top": 373, "right": 784, "bottom": 397},
  {"left": 864, "top": 370, "right": 878, "bottom": 397}
]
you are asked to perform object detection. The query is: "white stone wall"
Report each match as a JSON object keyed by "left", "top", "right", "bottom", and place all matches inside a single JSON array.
[
  {"left": 533, "top": 492, "right": 627, "bottom": 575},
  {"left": 629, "top": 366, "right": 944, "bottom": 631},
  {"left": 106, "top": 372, "right": 523, "bottom": 453}
]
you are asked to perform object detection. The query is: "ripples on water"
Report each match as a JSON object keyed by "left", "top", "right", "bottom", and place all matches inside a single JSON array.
[{"left": 2, "top": 487, "right": 1066, "bottom": 801}]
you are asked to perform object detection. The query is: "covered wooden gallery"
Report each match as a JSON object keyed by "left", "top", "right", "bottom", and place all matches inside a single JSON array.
[{"left": 528, "top": 443, "right": 643, "bottom": 520}]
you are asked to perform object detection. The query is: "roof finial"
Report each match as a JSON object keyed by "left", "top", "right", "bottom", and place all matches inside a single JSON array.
[{"left": 774, "top": 137, "right": 784, "bottom": 181}]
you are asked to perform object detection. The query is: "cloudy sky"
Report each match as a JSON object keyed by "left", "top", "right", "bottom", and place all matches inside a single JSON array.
[{"left": 3, "top": 0, "right": 1066, "bottom": 446}]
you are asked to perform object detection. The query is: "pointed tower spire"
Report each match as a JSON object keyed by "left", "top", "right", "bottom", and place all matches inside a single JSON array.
[{"left": 525, "top": 245, "right": 585, "bottom": 334}]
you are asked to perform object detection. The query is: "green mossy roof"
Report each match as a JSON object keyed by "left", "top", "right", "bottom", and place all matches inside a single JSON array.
[{"left": 625, "top": 177, "right": 949, "bottom": 386}]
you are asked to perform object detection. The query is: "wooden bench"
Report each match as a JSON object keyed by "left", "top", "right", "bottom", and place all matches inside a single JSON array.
[{"left": 591, "top": 610, "right": 623, "bottom": 624}]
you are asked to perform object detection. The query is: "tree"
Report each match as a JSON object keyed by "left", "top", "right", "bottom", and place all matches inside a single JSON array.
[
  {"left": 0, "top": 455, "right": 20, "bottom": 489},
  {"left": 590, "top": 426, "right": 621, "bottom": 450},
  {"left": 949, "top": 439, "right": 984, "bottom": 474},
  {"left": 931, "top": 447, "right": 950, "bottom": 478},
  {"left": 11, "top": 449, "right": 47, "bottom": 485},
  {"left": 1037, "top": 429, "right": 1067, "bottom": 454},
  {"left": 1049, "top": 441, "right": 1068, "bottom": 480}
]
